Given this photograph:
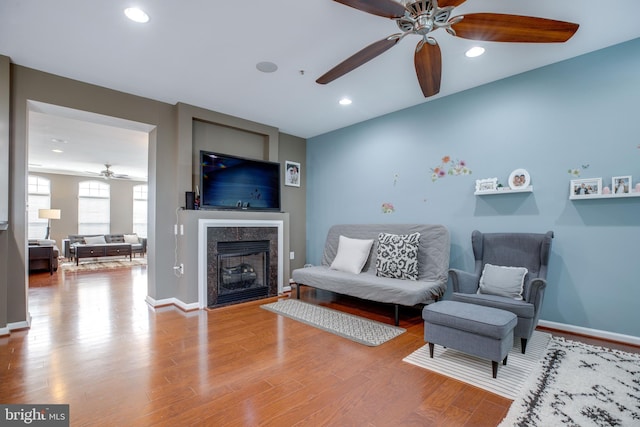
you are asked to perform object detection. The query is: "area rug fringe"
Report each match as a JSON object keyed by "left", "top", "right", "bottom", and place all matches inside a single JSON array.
[
  {"left": 403, "top": 331, "right": 552, "bottom": 399},
  {"left": 60, "top": 258, "right": 147, "bottom": 272},
  {"left": 261, "top": 299, "right": 405, "bottom": 346}
]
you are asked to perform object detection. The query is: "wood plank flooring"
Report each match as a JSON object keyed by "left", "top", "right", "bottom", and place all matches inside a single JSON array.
[{"left": 2, "top": 267, "right": 638, "bottom": 426}]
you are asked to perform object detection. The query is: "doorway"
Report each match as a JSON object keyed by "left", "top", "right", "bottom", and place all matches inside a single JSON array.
[{"left": 26, "top": 101, "right": 154, "bottom": 293}]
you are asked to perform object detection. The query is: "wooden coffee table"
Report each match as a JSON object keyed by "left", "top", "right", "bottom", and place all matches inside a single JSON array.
[{"left": 75, "top": 243, "right": 132, "bottom": 265}]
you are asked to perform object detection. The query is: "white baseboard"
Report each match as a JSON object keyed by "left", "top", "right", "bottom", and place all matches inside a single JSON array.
[
  {"left": 538, "top": 320, "right": 640, "bottom": 346},
  {"left": 0, "top": 316, "right": 32, "bottom": 336},
  {"left": 146, "top": 291, "right": 287, "bottom": 312},
  {"left": 145, "top": 295, "right": 199, "bottom": 311}
]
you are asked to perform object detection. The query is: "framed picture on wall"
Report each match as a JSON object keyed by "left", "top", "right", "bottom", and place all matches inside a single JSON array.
[
  {"left": 612, "top": 175, "right": 631, "bottom": 194},
  {"left": 508, "top": 168, "right": 531, "bottom": 190},
  {"left": 284, "top": 161, "right": 301, "bottom": 187},
  {"left": 571, "top": 178, "right": 602, "bottom": 196}
]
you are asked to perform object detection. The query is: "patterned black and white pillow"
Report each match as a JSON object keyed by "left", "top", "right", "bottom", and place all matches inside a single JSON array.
[{"left": 375, "top": 232, "right": 420, "bottom": 280}]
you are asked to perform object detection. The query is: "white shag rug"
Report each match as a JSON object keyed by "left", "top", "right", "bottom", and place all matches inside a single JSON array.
[
  {"left": 60, "top": 258, "right": 147, "bottom": 272},
  {"left": 403, "top": 331, "right": 552, "bottom": 399},
  {"left": 261, "top": 299, "right": 406, "bottom": 346},
  {"left": 499, "top": 337, "right": 640, "bottom": 426}
]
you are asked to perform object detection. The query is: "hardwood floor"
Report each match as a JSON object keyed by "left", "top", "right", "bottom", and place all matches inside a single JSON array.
[{"left": 2, "top": 268, "right": 638, "bottom": 426}]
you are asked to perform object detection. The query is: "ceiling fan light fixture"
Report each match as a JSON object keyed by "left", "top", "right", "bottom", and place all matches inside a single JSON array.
[
  {"left": 339, "top": 97, "right": 352, "bottom": 106},
  {"left": 465, "top": 46, "right": 485, "bottom": 58},
  {"left": 124, "top": 7, "right": 150, "bottom": 23}
]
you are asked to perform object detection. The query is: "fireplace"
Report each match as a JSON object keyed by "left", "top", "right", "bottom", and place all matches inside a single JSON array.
[
  {"left": 216, "top": 240, "right": 269, "bottom": 306},
  {"left": 203, "top": 222, "right": 281, "bottom": 308}
]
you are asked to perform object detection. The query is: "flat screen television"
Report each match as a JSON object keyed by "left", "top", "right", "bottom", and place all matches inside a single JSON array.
[{"left": 199, "top": 151, "right": 281, "bottom": 211}]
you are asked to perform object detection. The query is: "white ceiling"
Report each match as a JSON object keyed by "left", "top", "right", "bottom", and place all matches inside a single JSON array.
[
  {"left": 2, "top": 0, "right": 640, "bottom": 176},
  {"left": 27, "top": 102, "right": 152, "bottom": 181}
]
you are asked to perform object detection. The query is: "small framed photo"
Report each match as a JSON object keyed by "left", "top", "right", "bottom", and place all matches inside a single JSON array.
[
  {"left": 475, "top": 178, "right": 498, "bottom": 192},
  {"left": 612, "top": 176, "right": 631, "bottom": 195},
  {"left": 284, "top": 161, "right": 301, "bottom": 187},
  {"left": 571, "top": 178, "right": 602, "bottom": 196},
  {"left": 509, "top": 168, "right": 531, "bottom": 190}
]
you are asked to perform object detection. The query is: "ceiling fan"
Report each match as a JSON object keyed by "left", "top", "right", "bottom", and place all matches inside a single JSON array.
[
  {"left": 91, "top": 163, "right": 129, "bottom": 180},
  {"left": 316, "top": 0, "right": 579, "bottom": 97}
]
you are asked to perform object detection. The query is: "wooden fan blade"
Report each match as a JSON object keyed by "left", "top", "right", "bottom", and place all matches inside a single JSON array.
[
  {"left": 450, "top": 13, "right": 579, "bottom": 43},
  {"left": 317, "top": 35, "right": 401, "bottom": 84},
  {"left": 414, "top": 40, "right": 442, "bottom": 97},
  {"left": 437, "top": 0, "right": 467, "bottom": 8},
  {"left": 334, "top": 0, "right": 406, "bottom": 19}
]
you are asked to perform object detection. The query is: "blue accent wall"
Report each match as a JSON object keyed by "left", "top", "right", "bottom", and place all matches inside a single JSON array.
[{"left": 306, "top": 38, "right": 640, "bottom": 338}]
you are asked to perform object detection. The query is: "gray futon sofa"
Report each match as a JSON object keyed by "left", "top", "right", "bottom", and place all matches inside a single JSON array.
[{"left": 292, "top": 224, "right": 450, "bottom": 325}]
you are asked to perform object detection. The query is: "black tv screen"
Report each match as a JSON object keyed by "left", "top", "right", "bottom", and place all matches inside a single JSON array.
[{"left": 200, "top": 151, "right": 281, "bottom": 211}]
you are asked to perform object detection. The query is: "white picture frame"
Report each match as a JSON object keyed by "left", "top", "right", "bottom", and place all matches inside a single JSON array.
[
  {"left": 284, "top": 161, "right": 300, "bottom": 187},
  {"left": 509, "top": 168, "right": 531, "bottom": 190},
  {"left": 475, "top": 178, "right": 498, "bottom": 192},
  {"left": 571, "top": 177, "right": 602, "bottom": 196},
  {"left": 612, "top": 175, "right": 631, "bottom": 195}
]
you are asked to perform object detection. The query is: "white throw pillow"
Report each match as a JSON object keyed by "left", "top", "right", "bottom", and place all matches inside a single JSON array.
[
  {"left": 123, "top": 234, "right": 139, "bottom": 244},
  {"left": 84, "top": 235, "right": 107, "bottom": 245},
  {"left": 477, "top": 263, "right": 528, "bottom": 300},
  {"left": 376, "top": 232, "right": 420, "bottom": 280},
  {"left": 330, "top": 235, "right": 374, "bottom": 274}
]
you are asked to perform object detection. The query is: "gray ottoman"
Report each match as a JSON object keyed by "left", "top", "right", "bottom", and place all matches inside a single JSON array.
[{"left": 422, "top": 300, "right": 517, "bottom": 378}]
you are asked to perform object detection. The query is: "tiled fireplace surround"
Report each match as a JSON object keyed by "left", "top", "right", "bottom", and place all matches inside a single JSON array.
[{"left": 198, "top": 219, "right": 284, "bottom": 308}]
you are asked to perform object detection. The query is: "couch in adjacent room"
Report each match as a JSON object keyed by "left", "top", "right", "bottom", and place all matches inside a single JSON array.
[
  {"left": 28, "top": 239, "right": 60, "bottom": 274},
  {"left": 63, "top": 233, "right": 147, "bottom": 262}
]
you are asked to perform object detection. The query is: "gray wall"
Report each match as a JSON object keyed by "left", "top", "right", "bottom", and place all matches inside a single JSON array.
[
  {"left": 279, "top": 133, "right": 306, "bottom": 271},
  {"left": 0, "top": 55, "right": 8, "bottom": 333},
  {"left": 0, "top": 61, "right": 307, "bottom": 332}
]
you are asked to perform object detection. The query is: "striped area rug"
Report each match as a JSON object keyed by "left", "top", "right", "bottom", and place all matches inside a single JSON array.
[{"left": 402, "top": 331, "right": 551, "bottom": 399}]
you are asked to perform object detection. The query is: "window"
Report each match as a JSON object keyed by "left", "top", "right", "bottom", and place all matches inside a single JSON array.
[
  {"left": 28, "top": 175, "right": 51, "bottom": 239},
  {"left": 132, "top": 184, "right": 148, "bottom": 238},
  {"left": 78, "top": 180, "right": 110, "bottom": 234}
]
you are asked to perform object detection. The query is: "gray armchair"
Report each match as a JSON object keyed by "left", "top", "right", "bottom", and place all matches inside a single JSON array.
[{"left": 449, "top": 230, "right": 554, "bottom": 353}]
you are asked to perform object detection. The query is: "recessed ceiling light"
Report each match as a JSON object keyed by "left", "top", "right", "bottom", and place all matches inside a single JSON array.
[
  {"left": 51, "top": 138, "right": 67, "bottom": 144},
  {"left": 465, "top": 46, "right": 485, "bottom": 58},
  {"left": 339, "top": 97, "right": 352, "bottom": 106},
  {"left": 256, "top": 62, "right": 278, "bottom": 73},
  {"left": 52, "top": 149, "right": 63, "bottom": 154},
  {"left": 124, "top": 7, "right": 150, "bottom": 23}
]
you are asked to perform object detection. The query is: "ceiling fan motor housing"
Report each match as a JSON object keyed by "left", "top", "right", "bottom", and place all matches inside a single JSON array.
[{"left": 397, "top": 0, "right": 453, "bottom": 35}]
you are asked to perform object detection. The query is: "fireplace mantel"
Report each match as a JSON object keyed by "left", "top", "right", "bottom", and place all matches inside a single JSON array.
[{"left": 198, "top": 218, "right": 284, "bottom": 309}]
